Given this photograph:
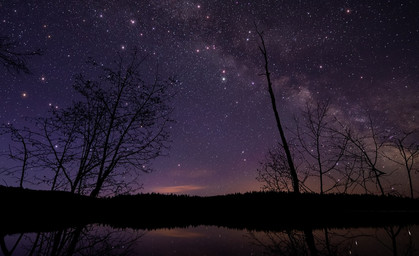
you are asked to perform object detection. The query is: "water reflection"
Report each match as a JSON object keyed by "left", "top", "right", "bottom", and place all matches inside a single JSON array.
[
  {"left": 1, "top": 225, "right": 417, "bottom": 255},
  {"left": 1, "top": 225, "right": 143, "bottom": 256},
  {"left": 248, "top": 226, "right": 417, "bottom": 256}
]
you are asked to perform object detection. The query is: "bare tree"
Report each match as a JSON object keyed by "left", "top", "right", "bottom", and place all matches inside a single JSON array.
[
  {"left": 255, "top": 26, "right": 300, "bottom": 194},
  {"left": 387, "top": 130, "right": 419, "bottom": 198},
  {"left": 294, "top": 100, "right": 349, "bottom": 194},
  {"left": 0, "top": 36, "right": 42, "bottom": 75},
  {"left": 256, "top": 145, "right": 295, "bottom": 192},
  {"left": 0, "top": 125, "right": 33, "bottom": 188},
  {"left": 337, "top": 156, "right": 367, "bottom": 194},
  {"left": 2, "top": 50, "right": 176, "bottom": 197},
  {"left": 337, "top": 115, "right": 389, "bottom": 196},
  {"left": 257, "top": 100, "right": 354, "bottom": 194}
]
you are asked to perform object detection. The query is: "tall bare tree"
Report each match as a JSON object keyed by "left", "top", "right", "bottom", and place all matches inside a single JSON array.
[{"left": 255, "top": 27, "right": 300, "bottom": 194}]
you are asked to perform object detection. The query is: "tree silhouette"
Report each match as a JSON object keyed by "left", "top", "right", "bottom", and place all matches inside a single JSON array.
[
  {"left": 0, "top": 125, "right": 31, "bottom": 188},
  {"left": 0, "top": 36, "right": 41, "bottom": 75},
  {"left": 257, "top": 100, "right": 352, "bottom": 194},
  {"left": 337, "top": 115, "right": 388, "bottom": 195},
  {"left": 255, "top": 26, "right": 300, "bottom": 194},
  {"left": 256, "top": 145, "right": 298, "bottom": 192},
  {"left": 387, "top": 130, "right": 419, "bottom": 198},
  {"left": 2, "top": 50, "right": 177, "bottom": 196},
  {"left": 294, "top": 100, "right": 349, "bottom": 194},
  {"left": 0, "top": 36, "right": 42, "bottom": 187}
]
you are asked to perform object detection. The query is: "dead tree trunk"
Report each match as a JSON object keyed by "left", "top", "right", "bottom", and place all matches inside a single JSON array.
[{"left": 256, "top": 27, "right": 300, "bottom": 194}]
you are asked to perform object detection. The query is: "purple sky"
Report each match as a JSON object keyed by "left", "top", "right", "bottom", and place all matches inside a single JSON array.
[{"left": 1, "top": 0, "right": 418, "bottom": 196}]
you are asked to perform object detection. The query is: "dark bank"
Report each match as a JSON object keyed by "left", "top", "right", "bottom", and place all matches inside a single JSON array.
[{"left": 2, "top": 185, "right": 419, "bottom": 235}]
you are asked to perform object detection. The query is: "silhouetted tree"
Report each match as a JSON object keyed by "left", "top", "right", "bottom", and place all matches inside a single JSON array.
[
  {"left": 0, "top": 125, "right": 34, "bottom": 188},
  {"left": 256, "top": 145, "right": 296, "bottom": 192},
  {"left": 386, "top": 130, "right": 419, "bottom": 199},
  {"left": 2, "top": 50, "right": 177, "bottom": 196},
  {"left": 256, "top": 140, "right": 314, "bottom": 193},
  {"left": 257, "top": 100, "right": 354, "bottom": 194},
  {"left": 255, "top": 26, "right": 300, "bottom": 194},
  {"left": 0, "top": 36, "right": 41, "bottom": 75},
  {"left": 337, "top": 115, "right": 388, "bottom": 195},
  {"left": 294, "top": 100, "right": 349, "bottom": 194}
]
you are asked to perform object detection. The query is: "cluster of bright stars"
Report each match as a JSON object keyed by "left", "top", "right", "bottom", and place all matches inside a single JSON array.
[
  {"left": 115, "top": 4, "right": 210, "bottom": 53},
  {"left": 221, "top": 69, "right": 227, "bottom": 83},
  {"left": 20, "top": 92, "right": 60, "bottom": 112},
  {"left": 48, "top": 103, "right": 59, "bottom": 109},
  {"left": 21, "top": 75, "right": 45, "bottom": 99},
  {"left": 195, "top": 44, "right": 216, "bottom": 53}
]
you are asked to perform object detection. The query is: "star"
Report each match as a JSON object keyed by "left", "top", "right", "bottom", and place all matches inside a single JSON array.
[{"left": 0, "top": 0, "right": 417, "bottom": 198}]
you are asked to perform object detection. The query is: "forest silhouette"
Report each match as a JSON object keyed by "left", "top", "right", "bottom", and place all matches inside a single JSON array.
[{"left": 2, "top": 185, "right": 419, "bottom": 236}]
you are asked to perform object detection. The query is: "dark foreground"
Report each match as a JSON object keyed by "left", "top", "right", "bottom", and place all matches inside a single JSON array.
[{"left": 1, "top": 186, "right": 419, "bottom": 235}]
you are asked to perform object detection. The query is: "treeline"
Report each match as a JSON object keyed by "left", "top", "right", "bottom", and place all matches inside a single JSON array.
[
  {"left": 2, "top": 186, "right": 419, "bottom": 235},
  {"left": 108, "top": 191, "right": 419, "bottom": 230}
]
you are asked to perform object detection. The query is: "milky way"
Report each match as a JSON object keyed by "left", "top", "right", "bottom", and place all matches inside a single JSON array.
[{"left": 1, "top": 1, "right": 418, "bottom": 195}]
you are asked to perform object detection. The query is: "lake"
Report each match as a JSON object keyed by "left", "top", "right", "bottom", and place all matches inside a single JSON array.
[{"left": 2, "top": 224, "right": 417, "bottom": 255}]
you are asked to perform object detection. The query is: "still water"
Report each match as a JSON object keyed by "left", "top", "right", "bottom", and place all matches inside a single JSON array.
[{"left": 2, "top": 225, "right": 417, "bottom": 255}]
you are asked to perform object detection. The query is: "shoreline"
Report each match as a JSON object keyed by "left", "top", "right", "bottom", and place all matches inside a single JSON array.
[{"left": 2, "top": 186, "right": 419, "bottom": 235}]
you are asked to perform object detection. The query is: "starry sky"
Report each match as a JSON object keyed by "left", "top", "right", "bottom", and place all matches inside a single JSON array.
[{"left": 0, "top": 0, "right": 418, "bottom": 196}]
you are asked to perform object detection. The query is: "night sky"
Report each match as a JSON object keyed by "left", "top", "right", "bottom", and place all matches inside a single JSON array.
[{"left": 1, "top": 0, "right": 418, "bottom": 196}]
